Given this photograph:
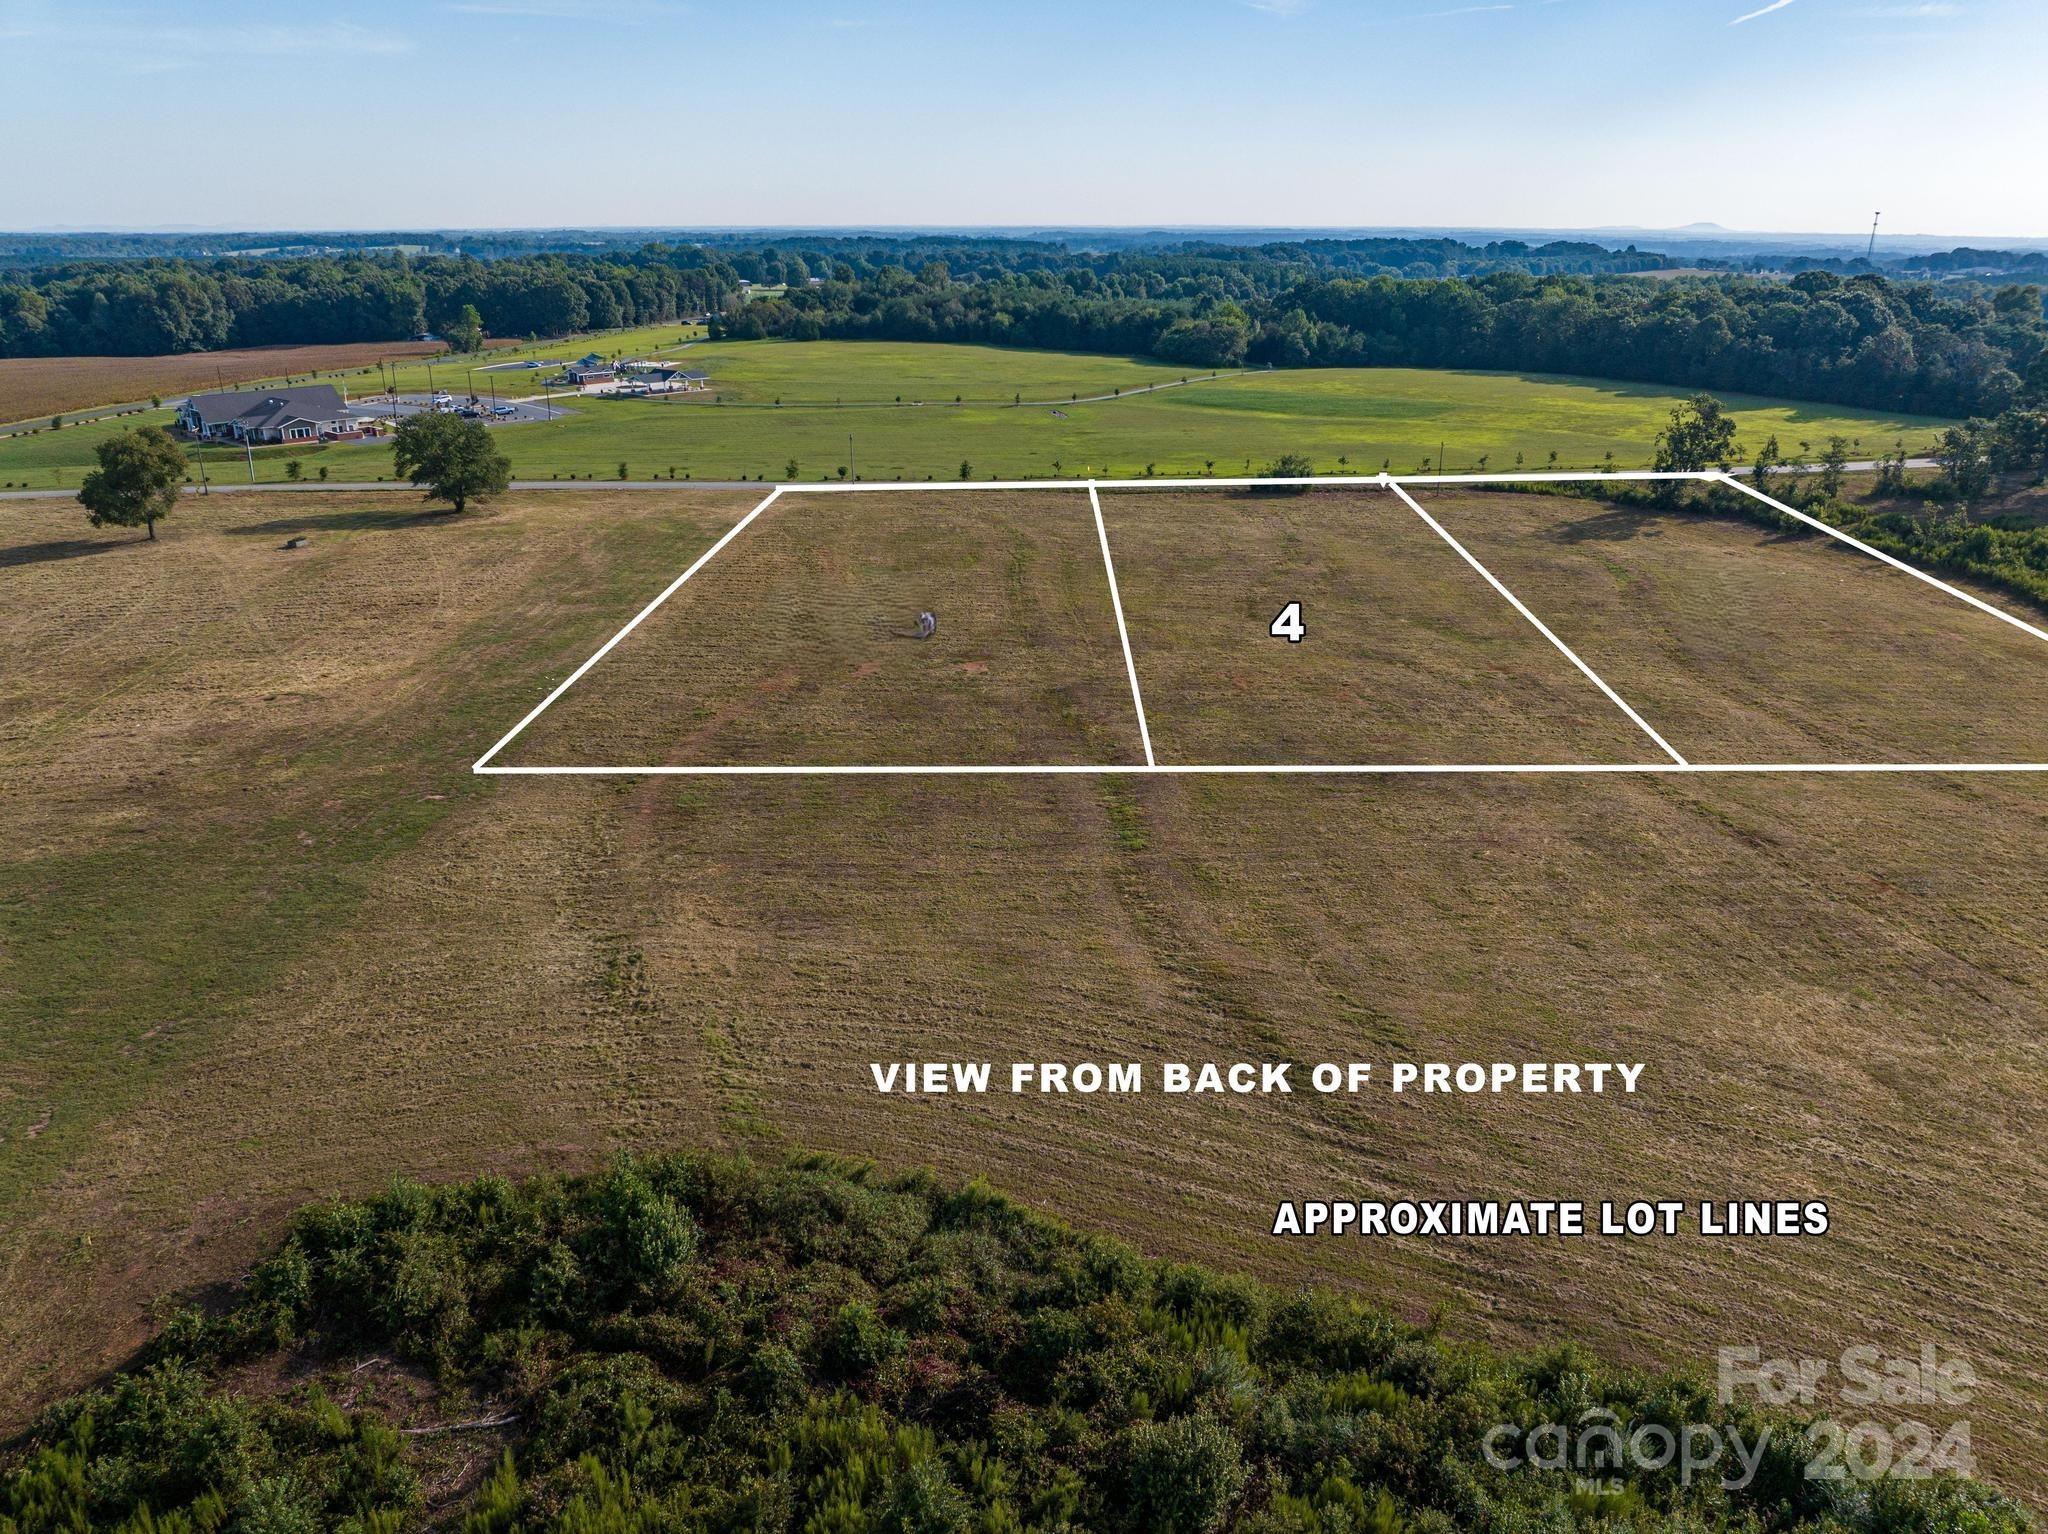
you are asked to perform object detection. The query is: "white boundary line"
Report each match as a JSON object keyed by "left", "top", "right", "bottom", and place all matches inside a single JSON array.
[
  {"left": 1386, "top": 479, "right": 1688, "bottom": 765},
  {"left": 472, "top": 470, "right": 2048, "bottom": 778},
  {"left": 480, "top": 762, "right": 2048, "bottom": 776},
  {"left": 1718, "top": 472, "right": 2048, "bottom": 648},
  {"left": 1088, "top": 480, "right": 1155, "bottom": 766},
  {"left": 471, "top": 486, "right": 783, "bottom": 771},
  {"left": 776, "top": 471, "right": 1720, "bottom": 494}
]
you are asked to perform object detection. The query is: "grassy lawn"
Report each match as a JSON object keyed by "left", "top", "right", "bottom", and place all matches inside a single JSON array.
[
  {"left": 4, "top": 484, "right": 2047, "bottom": 1503},
  {"left": 0, "top": 345, "right": 1951, "bottom": 492}
]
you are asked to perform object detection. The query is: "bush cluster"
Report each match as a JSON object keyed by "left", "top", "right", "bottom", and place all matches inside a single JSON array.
[{"left": 1, "top": 1153, "right": 2030, "bottom": 1533}]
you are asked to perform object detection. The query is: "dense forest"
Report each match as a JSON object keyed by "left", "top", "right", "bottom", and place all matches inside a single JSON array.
[
  {"left": 3, "top": 235, "right": 2044, "bottom": 419},
  {"left": 724, "top": 265, "right": 2046, "bottom": 420},
  {"left": 0, "top": 1153, "right": 2024, "bottom": 1534}
]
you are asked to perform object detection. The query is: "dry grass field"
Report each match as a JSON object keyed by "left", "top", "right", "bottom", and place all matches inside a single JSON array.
[
  {"left": 0, "top": 340, "right": 462, "bottom": 426},
  {"left": 1418, "top": 487, "right": 2048, "bottom": 764},
  {"left": 4, "top": 485, "right": 2047, "bottom": 1499},
  {"left": 506, "top": 491, "right": 1144, "bottom": 768},
  {"left": 1100, "top": 489, "right": 1657, "bottom": 765}
]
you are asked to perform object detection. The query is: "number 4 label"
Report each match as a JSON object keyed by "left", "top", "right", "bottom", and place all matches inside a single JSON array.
[{"left": 1270, "top": 601, "right": 1305, "bottom": 643}]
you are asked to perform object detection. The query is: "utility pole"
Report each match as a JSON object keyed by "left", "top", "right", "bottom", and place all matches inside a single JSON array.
[
  {"left": 244, "top": 431, "right": 256, "bottom": 483},
  {"left": 849, "top": 432, "right": 855, "bottom": 482},
  {"left": 1867, "top": 212, "right": 1881, "bottom": 262}
]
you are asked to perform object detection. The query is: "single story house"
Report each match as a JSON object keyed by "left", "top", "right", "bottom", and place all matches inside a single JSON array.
[
  {"left": 178, "top": 384, "right": 353, "bottom": 444},
  {"left": 615, "top": 368, "right": 709, "bottom": 396},
  {"left": 555, "top": 354, "right": 616, "bottom": 386}
]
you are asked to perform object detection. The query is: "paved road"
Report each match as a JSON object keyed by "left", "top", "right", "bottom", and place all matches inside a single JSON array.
[{"left": 0, "top": 462, "right": 1939, "bottom": 503}]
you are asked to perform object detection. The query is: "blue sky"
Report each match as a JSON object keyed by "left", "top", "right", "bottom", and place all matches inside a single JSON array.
[{"left": 2, "top": 0, "right": 2040, "bottom": 238}]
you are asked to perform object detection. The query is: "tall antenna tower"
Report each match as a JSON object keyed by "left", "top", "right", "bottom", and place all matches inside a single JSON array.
[{"left": 1867, "top": 212, "right": 1881, "bottom": 261}]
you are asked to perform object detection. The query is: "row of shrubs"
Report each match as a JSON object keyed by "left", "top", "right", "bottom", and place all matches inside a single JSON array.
[{"left": 1, "top": 1152, "right": 2030, "bottom": 1533}]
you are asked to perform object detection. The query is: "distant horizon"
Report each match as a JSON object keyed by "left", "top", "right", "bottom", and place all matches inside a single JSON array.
[{"left": 7, "top": 222, "right": 2044, "bottom": 252}]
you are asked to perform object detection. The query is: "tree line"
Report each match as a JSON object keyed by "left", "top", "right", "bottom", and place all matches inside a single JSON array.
[
  {"left": 5, "top": 237, "right": 2044, "bottom": 420},
  {"left": 723, "top": 264, "right": 2046, "bottom": 419},
  {"left": 0, "top": 251, "right": 735, "bottom": 359}
]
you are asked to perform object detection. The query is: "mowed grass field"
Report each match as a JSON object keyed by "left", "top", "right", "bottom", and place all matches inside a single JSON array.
[
  {"left": 508, "top": 491, "right": 1147, "bottom": 768},
  {"left": 4, "top": 485, "right": 2048, "bottom": 1499},
  {"left": 0, "top": 343, "right": 1950, "bottom": 491}
]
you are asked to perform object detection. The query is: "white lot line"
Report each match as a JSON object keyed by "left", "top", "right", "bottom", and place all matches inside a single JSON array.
[
  {"left": 471, "top": 471, "right": 2048, "bottom": 777},
  {"left": 1384, "top": 479, "right": 1688, "bottom": 766},
  {"left": 1087, "top": 481, "right": 1156, "bottom": 766},
  {"left": 1719, "top": 472, "right": 2048, "bottom": 647},
  {"left": 471, "top": 486, "right": 784, "bottom": 771},
  {"left": 480, "top": 761, "right": 2048, "bottom": 776}
]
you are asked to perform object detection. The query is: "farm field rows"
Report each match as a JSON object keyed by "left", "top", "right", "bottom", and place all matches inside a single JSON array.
[
  {"left": 4, "top": 485, "right": 2046, "bottom": 1498},
  {"left": 0, "top": 338, "right": 486, "bottom": 429},
  {"left": 0, "top": 343, "right": 1952, "bottom": 491}
]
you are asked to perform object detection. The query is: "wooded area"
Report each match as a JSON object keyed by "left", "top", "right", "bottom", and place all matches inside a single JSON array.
[{"left": 4, "top": 237, "right": 2041, "bottom": 421}]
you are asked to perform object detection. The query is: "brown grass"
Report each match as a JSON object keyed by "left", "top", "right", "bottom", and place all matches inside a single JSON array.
[
  {"left": 510, "top": 490, "right": 1143, "bottom": 768},
  {"left": 0, "top": 340, "right": 500, "bottom": 426},
  {"left": 1101, "top": 489, "right": 1654, "bottom": 764},
  {"left": 1417, "top": 486, "right": 2048, "bottom": 762},
  {"left": 3, "top": 486, "right": 2046, "bottom": 1500}
]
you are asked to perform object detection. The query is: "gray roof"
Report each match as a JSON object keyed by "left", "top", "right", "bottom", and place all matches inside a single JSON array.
[{"left": 185, "top": 384, "right": 347, "bottom": 430}]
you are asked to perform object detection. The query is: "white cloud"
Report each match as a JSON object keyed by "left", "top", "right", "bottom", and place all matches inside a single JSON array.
[
  {"left": 1241, "top": 0, "right": 1310, "bottom": 15},
  {"left": 1729, "top": 0, "right": 1796, "bottom": 22}
]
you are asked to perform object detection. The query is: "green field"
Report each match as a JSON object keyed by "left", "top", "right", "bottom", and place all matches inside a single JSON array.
[{"left": 0, "top": 340, "right": 1951, "bottom": 491}]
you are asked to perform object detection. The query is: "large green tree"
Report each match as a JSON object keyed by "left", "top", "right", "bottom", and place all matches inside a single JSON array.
[
  {"left": 446, "top": 302, "right": 485, "bottom": 354},
  {"left": 1653, "top": 393, "right": 1740, "bottom": 474},
  {"left": 76, "top": 425, "right": 185, "bottom": 541},
  {"left": 392, "top": 411, "right": 512, "bottom": 514}
]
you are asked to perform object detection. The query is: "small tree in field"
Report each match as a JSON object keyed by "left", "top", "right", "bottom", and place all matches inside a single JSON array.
[
  {"left": 392, "top": 411, "right": 511, "bottom": 514},
  {"left": 78, "top": 425, "right": 185, "bottom": 542},
  {"left": 1653, "top": 393, "right": 1739, "bottom": 474},
  {"left": 1816, "top": 437, "right": 1850, "bottom": 500}
]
